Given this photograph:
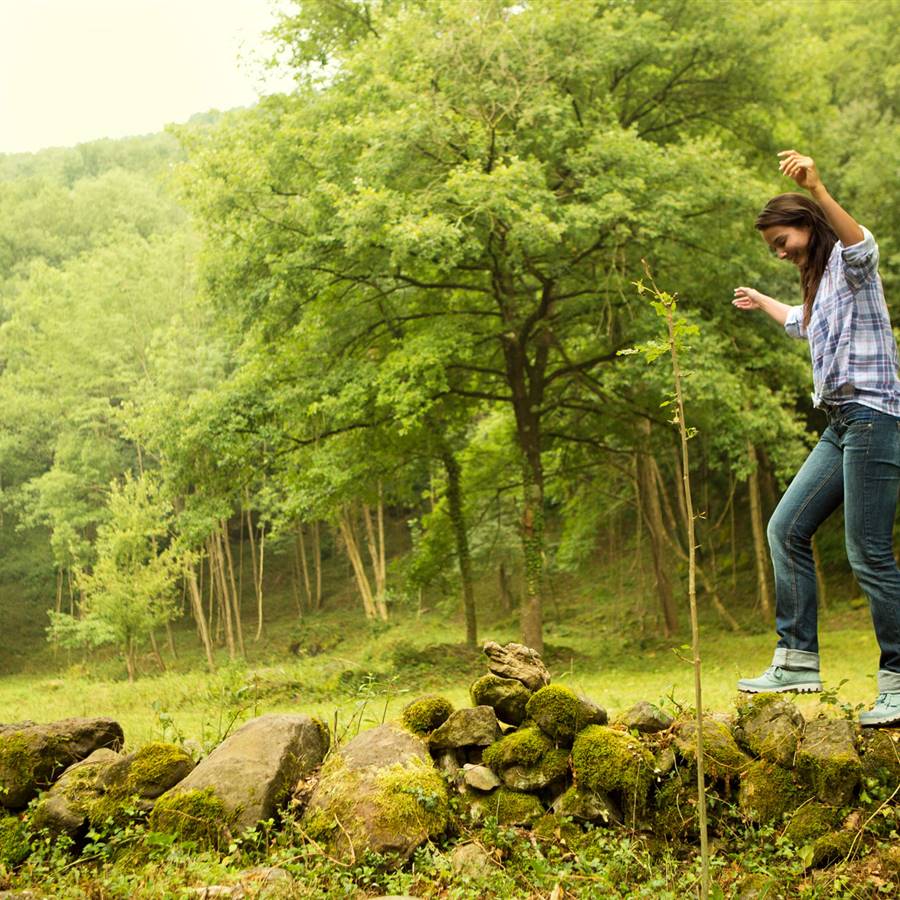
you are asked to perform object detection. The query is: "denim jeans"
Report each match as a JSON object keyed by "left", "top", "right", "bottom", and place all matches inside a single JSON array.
[{"left": 767, "top": 402, "right": 900, "bottom": 691}]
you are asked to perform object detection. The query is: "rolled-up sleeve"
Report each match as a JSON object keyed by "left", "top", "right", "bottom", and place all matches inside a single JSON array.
[
  {"left": 784, "top": 304, "right": 806, "bottom": 339},
  {"left": 841, "top": 227, "right": 879, "bottom": 291}
]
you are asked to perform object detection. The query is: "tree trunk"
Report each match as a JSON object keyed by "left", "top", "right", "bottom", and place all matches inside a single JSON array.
[
  {"left": 440, "top": 444, "right": 477, "bottom": 648},
  {"left": 186, "top": 568, "right": 216, "bottom": 671},
  {"left": 498, "top": 562, "right": 515, "bottom": 613},
  {"left": 125, "top": 636, "right": 136, "bottom": 683},
  {"left": 297, "top": 523, "right": 313, "bottom": 611},
  {"left": 520, "top": 462, "right": 544, "bottom": 653},
  {"left": 254, "top": 524, "right": 266, "bottom": 640},
  {"left": 220, "top": 522, "right": 245, "bottom": 656},
  {"left": 635, "top": 423, "right": 679, "bottom": 636},
  {"left": 148, "top": 629, "right": 166, "bottom": 672},
  {"left": 362, "top": 500, "right": 388, "bottom": 620},
  {"left": 747, "top": 440, "right": 774, "bottom": 620},
  {"left": 313, "top": 520, "right": 323, "bottom": 610},
  {"left": 338, "top": 508, "right": 378, "bottom": 619},
  {"left": 208, "top": 536, "right": 235, "bottom": 659}
]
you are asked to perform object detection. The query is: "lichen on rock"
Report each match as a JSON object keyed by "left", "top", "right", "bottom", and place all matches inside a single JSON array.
[
  {"left": 782, "top": 801, "right": 841, "bottom": 845},
  {"left": 734, "top": 694, "right": 805, "bottom": 767},
  {"left": 525, "top": 684, "right": 606, "bottom": 746},
  {"left": 149, "top": 787, "right": 234, "bottom": 850},
  {"left": 738, "top": 760, "right": 802, "bottom": 825},
  {"left": 400, "top": 695, "right": 454, "bottom": 736},
  {"left": 673, "top": 716, "right": 750, "bottom": 782},
  {"left": 470, "top": 674, "right": 532, "bottom": 726},
  {"left": 795, "top": 717, "right": 861, "bottom": 806},
  {"left": 0, "top": 815, "right": 30, "bottom": 867}
]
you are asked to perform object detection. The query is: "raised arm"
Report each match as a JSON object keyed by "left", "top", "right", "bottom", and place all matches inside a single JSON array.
[{"left": 777, "top": 150, "right": 865, "bottom": 246}]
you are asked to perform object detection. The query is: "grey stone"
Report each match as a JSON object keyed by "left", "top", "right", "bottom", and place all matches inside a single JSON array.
[
  {"left": 483, "top": 641, "right": 551, "bottom": 691},
  {"left": 429, "top": 707, "right": 501, "bottom": 751},
  {"left": 796, "top": 717, "right": 861, "bottom": 806},
  {"left": 735, "top": 697, "right": 805, "bottom": 767},
  {"left": 463, "top": 764, "right": 502, "bottom": 792},
  {"left": 0, "top": 717, "right": 124, "bottom": 809},
  {"left": 301, "top": 724, "right": 449, "bottom": 863},
  {"left": 620, "top": 701, "right": 674, "bottom": 734},
  {"left": 98, "top": 742, "right": 194, "bottom": 801},
  {"left": 551, "top": 785, "right": 620, "bottom": 824},
  {"left": 450, "top": 841, "right": 494, "bottom": 878},
  {"left": 157, "top": 714, "right": 328, "bottom": 831},
  {"left": 470, "top": 674, "right": 532, "bottom": 725}
]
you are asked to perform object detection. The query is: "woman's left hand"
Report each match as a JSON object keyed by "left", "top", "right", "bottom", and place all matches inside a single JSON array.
[{"left": 778, "top": 150, "right": 822, "bottom": 191}]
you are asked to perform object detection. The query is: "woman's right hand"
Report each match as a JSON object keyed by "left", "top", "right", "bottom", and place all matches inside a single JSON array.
[{"left": 733, "top": 286, "right": 765, "bottom": 310}]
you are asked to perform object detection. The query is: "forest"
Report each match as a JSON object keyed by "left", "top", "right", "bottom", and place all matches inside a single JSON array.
[{"left": 0, "top": 2, "right": 899, "bottom": 895}]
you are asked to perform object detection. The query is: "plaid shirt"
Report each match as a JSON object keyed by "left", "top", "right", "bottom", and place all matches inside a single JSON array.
[{"left": 784, "top": 227, "right": 900, "bottom": 416}]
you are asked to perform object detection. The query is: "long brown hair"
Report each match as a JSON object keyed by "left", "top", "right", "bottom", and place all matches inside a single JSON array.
[{"left": 756, "top": 193, "right": 837, "bottom": 326}]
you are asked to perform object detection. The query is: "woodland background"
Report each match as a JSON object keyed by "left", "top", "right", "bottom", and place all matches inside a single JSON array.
[{"left": 1, "top": 0, "right": 898, "bottom": 685}]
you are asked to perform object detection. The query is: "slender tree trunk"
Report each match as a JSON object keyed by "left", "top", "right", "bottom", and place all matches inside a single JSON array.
[
  {"left": 291, "top": 536, "right": 304, "bottom": 617},
  {"left": 338, "top": 509, "right": 378, "bottom": 619},
  {"left": 165, "top": 621, "right": 177, "bottom": 660},
  {"left": 747, "top": 440, "right": 774, "bottom": 619},
  {"left": 208, "top": 536, "right": 235, "bottom": 659},
  {"left": 220, "top": 522, "right": 245, "bottom": 656},
  {"left": 362, "top": 501, "right": 388, "bottom": 620},
  {"left": 313, "top": 520, "right": 323, "bottom": 610},
  {"left": 440, "top": 444, "right": 477, "bottom": 648},
  {"left": 255, "top": 524, "right": 266, "bottom": 640},
  {"left": 520, "top": 461, "right": 545, "bottom": 653},
  {"left": 125, "top": 636, "right": 136, "bottom": 683},
  {"left": 635, "top": 423, "right": 679, "bottom": 636},
  {"left": 498, "top": 562, "right": 514, "bottom": 613},
  {"left": 297, "top": 523, "right": 313, "bottom": 610},
  {"left": 186, "top": 568, "right": 216, "bottom": 671},
  {"left": 148, "top": 629, "right": 166, "bottom": 672}
]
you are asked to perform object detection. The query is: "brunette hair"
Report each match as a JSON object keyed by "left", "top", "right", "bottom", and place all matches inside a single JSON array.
[{"left": 755, "top": 193, "right": 837, "bottom": 326}]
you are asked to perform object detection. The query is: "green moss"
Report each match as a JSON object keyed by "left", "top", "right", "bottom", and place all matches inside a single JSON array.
[
  {"left": 795, "top": 732, "right": 861, "bottom": 805},
  {"left": 373, "top": 760, "right": 450, "bottom": 838},
  {"left": 310, "top": 716, "right": 332, "bottom": 753},
  {"left": 860, "top": 731, "right": 900, "bottom": 790},
  {"left": 674, "top": 717, "right": 750, "bottom": 782},
  {"left": 525, "top": 685, "right": 602, "bottom": 746},
  {"left": 485, "top": 788, "right": 543, "bottom": 826},
  {"left": 810, "top": 829, "right": 855, "bottom": 869},
  {"left": 651, "top": 771, "right": 698, "bottom": 838},
  {"left": 533, "top": 812, "right": 581, "bottom": 844},
  {"left": 107, "top": 742, "right": 192, "bottom": 800},
  {"left": 149, "top": 788, "right": 233, "bottom": 850},
  {"left": 783, "top": 802, "right": 841, "bottom": 845},
  {"left": 483, "top": 726, "right": 552, "bottom": 771},
  {"left": 0, "top": 815, "right": 30, "bottom": 867},
  {"left": 738, "top": 760, "right": 801, "bottom": 824},
  {"left": 400, "top": 696, "right": 454, "bottom": 736},
  {"left": 571, "top": 726, "right": 654, "bottom": 821},
  {"left": 0, "top": 733, "right": 37, "bottom": 796}
]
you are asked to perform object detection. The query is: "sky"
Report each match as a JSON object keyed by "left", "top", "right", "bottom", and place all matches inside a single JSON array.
[{"left": 0, "top": 0, "right": 295, "bottom": 155}]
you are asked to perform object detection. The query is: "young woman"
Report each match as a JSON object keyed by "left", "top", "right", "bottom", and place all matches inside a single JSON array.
[{"left": 732, "top": 150, "right": 900, "bottom": 726}]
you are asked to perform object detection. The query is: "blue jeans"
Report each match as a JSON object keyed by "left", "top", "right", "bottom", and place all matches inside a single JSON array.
[{"left": 767, "top": 402, "right": 900, "bottom": 691}]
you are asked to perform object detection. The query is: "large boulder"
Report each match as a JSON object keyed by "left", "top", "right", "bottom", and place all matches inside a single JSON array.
[
  {"left": 795, "top": 717, "right": 861, "bottom": 806},
  {"left": 428, "top": 707, "right": 501, "bottom": 752},
  {"left": 734, "top": 695, "right": 805, "bottom": 767},
  {"left": 0, "top": 718, "right": 124, "bottom": 809},
  {"left": 482, "top": 726, "right": 569, "bottom": 792},
  {"left": 470, "top": 675, "right": 532, "bottom": 726},
  {"left": 153, "top": 714, "right": 328, "bottom": 834},
  {"left": 525, "top": 685, "right": 606, "bottom": 746},
  {"left": 482, "top": 641, "right": 550, "bottom": 691},
  {"left": 302, "top": 724, "right": 449, "bottom": 863},
  {"left": 30, "top": 748, "right": 119, "bottom": 838}
]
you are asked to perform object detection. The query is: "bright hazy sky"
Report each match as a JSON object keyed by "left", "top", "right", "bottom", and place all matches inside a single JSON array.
[{"left": 0, "top": 0, "right": 294, "bottom": 154}]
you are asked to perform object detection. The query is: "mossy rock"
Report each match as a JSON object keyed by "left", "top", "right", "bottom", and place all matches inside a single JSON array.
[
  {"left": 571, "top": 726, "right": 654, "bottom": 823},
  {"left": 810, "top": 829, "right": 855, "bottom": 869},
  {"left": 650, "top": 770, "right": 698, "bottom": 839},
  {"left": 859, "top": 730, "right": 900, "bottom": 792},
  {"left": 0, "top": 815, "right": 30, "bottom": 867},
  {"left": 149, "top": 787, "right": 234, "bottom": 850},
  {"left": 532, "top": 812, "right": 581, "bottom": 844},
  {"left": 619, "top": 701, "right": 673, "bottom": 734},
  {"left": 735, "top": 695, "right": 805, "bottom": 767},
  {"left": 525, "top": 685, "right": 606, "bottom": 746},
  {"left": 400, "top": 696, "right": 454, "bottom": 736},
  {"left": 99, "top": 742, "right": 194, "bottom": 802},
  {"left": 674, "top": 716, "right": 750, "bottom": 782},
  {"left": 551, "top": 785, "right": 619, "bottom": 825},
  {"left": 470, "top": 674, "right": 532, "bottom": 726},
  {"left": 302, "top": 724, "right": 449, "bottom": 863},
  {"left": 782, "top": 801, "right": 841, "bottom": 845},
  {"left": 738, "top": 760, "right": 802, "bottom": 825},
  {"left": 470, "top": 787, "right": 543, "bottom": 826},
  {"left": 795, "top": 717, "right": 861, "bottom": 806},
  {"left": 482, "top": 726, "right": 569, "bottom": 791}
]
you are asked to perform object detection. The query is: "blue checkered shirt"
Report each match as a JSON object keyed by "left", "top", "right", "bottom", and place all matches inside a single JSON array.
[{"left": 784, "top": 227, "right": 900, "bottom": 416}]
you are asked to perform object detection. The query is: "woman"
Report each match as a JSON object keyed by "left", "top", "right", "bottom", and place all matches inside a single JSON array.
[{"left": 732, "top": 150, "right": 900, "bottom": 726}]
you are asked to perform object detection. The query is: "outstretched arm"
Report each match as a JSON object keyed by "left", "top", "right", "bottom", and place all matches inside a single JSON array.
[
  {"left": 778, "top": 150, "right": 865, "bottom": 246},
  {"left": 732, "top": 286, "right": 792, "bottom": 326}
]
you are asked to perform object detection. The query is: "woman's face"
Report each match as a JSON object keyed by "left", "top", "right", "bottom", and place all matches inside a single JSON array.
[{"left": 760, "top": 225, "right": 811, "bottom": 268}]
